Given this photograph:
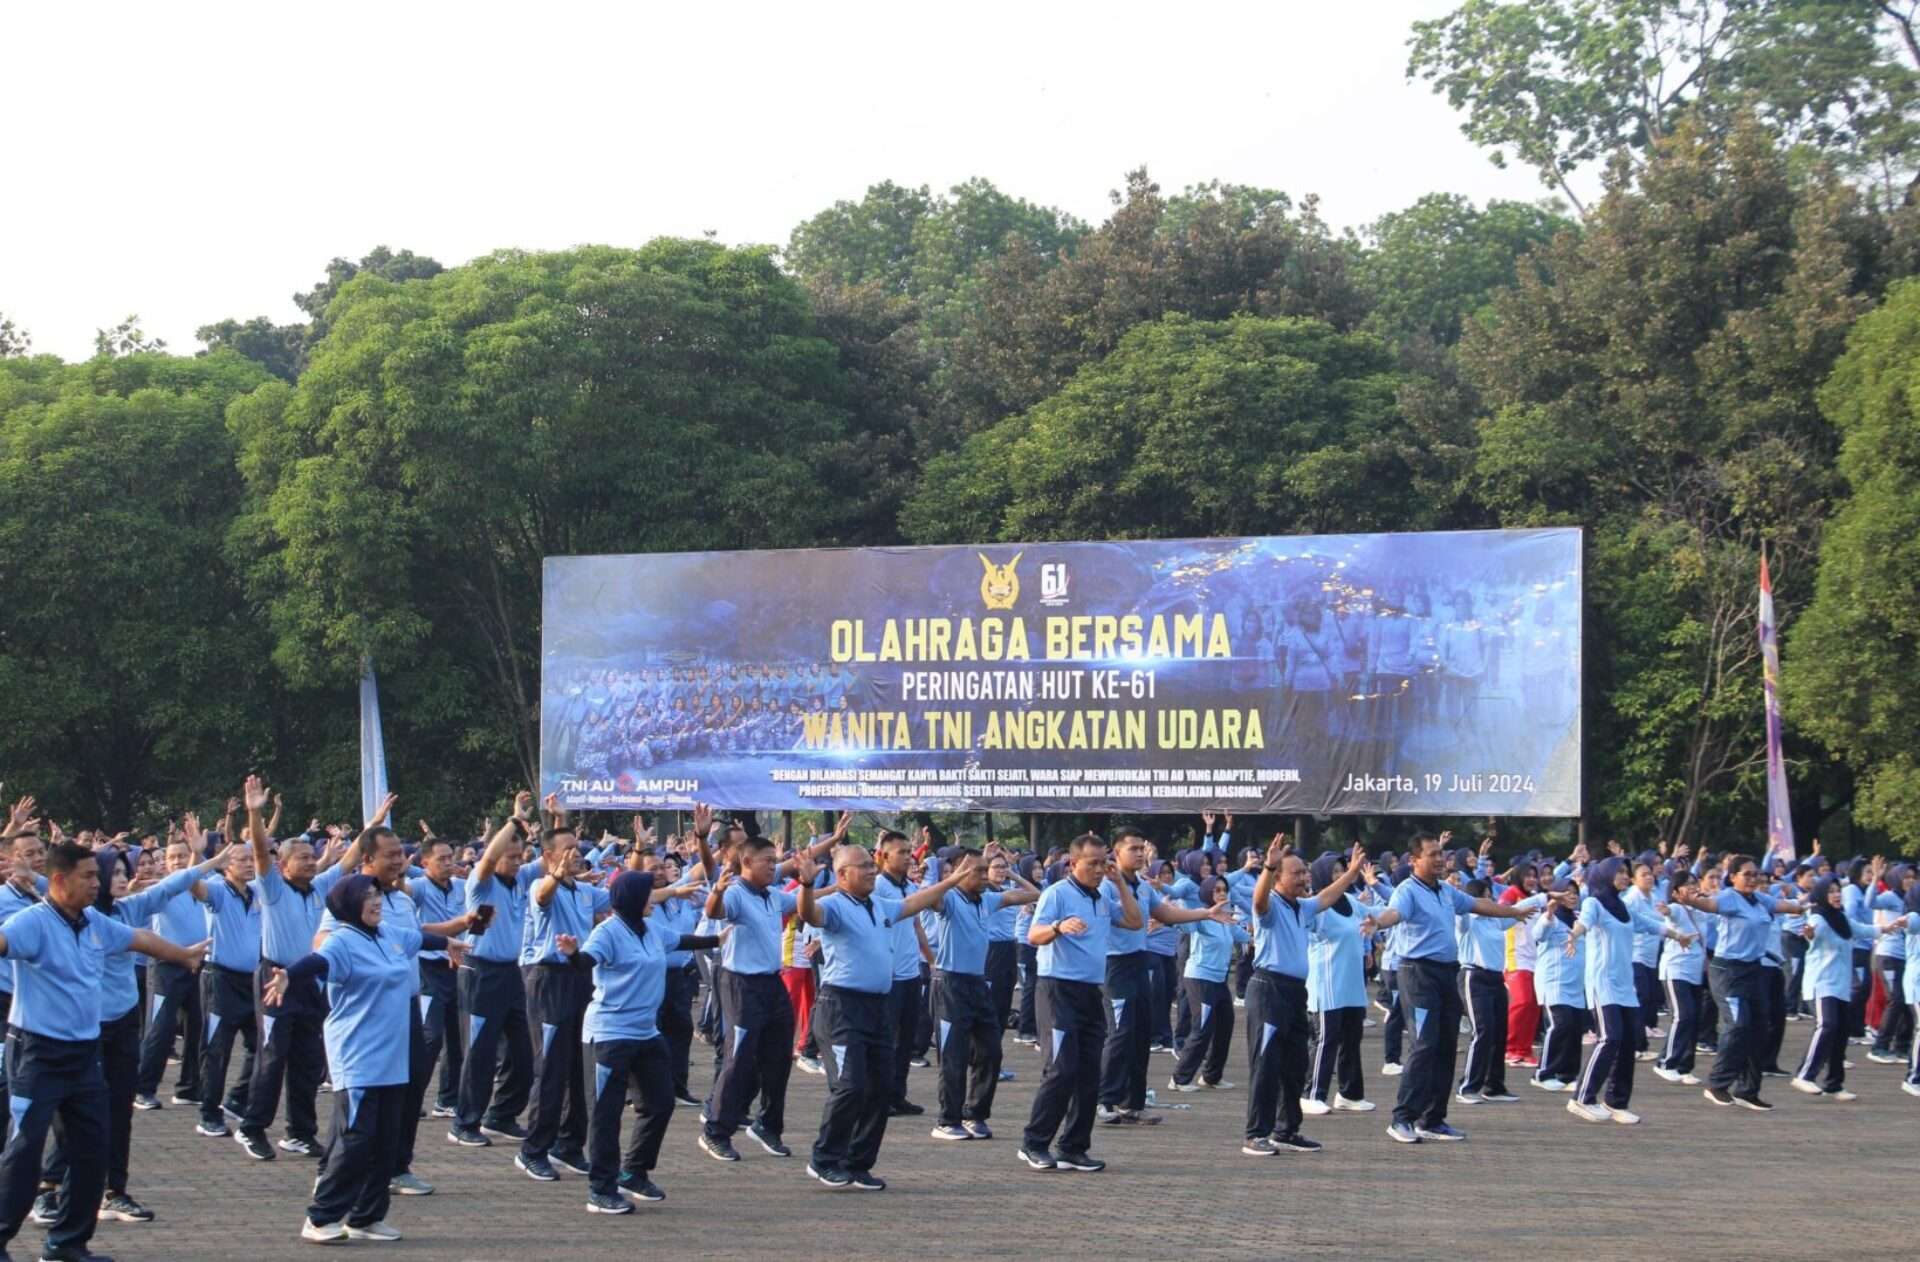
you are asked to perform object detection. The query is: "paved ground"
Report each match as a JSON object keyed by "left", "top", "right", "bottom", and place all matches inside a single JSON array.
[{"left": 41, "top": 1015, "right": 1914, "bottom": 1261}]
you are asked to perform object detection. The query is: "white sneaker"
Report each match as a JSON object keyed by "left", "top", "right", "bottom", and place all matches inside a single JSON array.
[
  {"left": 1166, "top": 1077, "right": 1201, "bottom": 1093},
  {"left": 1567, "top": 1099, "right": 1610, "bottom": 1122},
  {"left": 1362, "top": 1018, "right": 1377, "bottom": 1029},
  {"left": 1232, "top": 997, "right": 1247, "bottom": 1008},
  {"left": 1867, "top": 1050, "right": 1903, "bottom": 1065},
  {"left": 345, "top": 1221, "right": 402, "bottom": 1242},
  {"left": 1633, "top": 1050, "right": 1658, "bottom": 1062},
  {"left": 1651, "top": 1065, "right": 1681, "bottom": 1083},
  {"left": 1202, "top": 1080, "right": 1235, "bottom": 1090},
  {"left": 1380, "top": 1062, "right": 1403, "bottom": 1077},
  {"left": 1791, "top": 1077, "right": 1822, "bottom": 1094},
  {"left": 1532, "top": 1077, "right": 1566, "bottom": 1092},
  {"left": 1645, "top": 1027, "right": 1664, "bottom": 1038},
  {"left": 1901, "top": 1081, "right": 1920, "bottom": 1097},
  {"left": 1300, "top": 1097, "right": 1331, "bottom": 1115},
  {"left": 1829, "top": 1089, "right": 1858, "bottom": 1101},
  {"left": 1332, "top": 1095, "right": 1375, "bottom": 1112},
  {"left": 1452, "top": 1091, "right": 1482, "bottom": 1105},
  {"left": 302, "top": 1219, "right": 348, "bottom": 1244},
  {"left": 1679, "top": 1073, "right": 1702, "bottom": 1086},
  {"left": 794, "top": 1055, "right": 825, "bottom": 1076},
  {"left": 1610, "top": 1108, "right": 1641, "bottom": 1125}
]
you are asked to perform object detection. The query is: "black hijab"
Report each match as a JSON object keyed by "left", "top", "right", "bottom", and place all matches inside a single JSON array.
[
  {"left": 1810, "top": 875, "right": 1850, "bottom": 939},
  {"left": 1549, "top": 876, "right": 1576, "bottom": 927},
  {"left": 1587, "top": 857, "right": 1628, "bottom": 923},
  {"left": 610, "top": 870, "right": 655, "bottom": 936},
  {"left": 1309, "top": 852, "right": 1351, "bottom": 917},
  {"left": 326, "top": 874, "right": 381, "bottom": 939}
]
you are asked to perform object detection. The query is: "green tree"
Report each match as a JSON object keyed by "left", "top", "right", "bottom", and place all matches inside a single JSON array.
[
  {"left": 233, "top": 241, "right": 855, "bottom": 790},
  {"left": 93, "top": 315, "right": 167, "bottom": 357},
  {"left": 940, "top": 171, "right": 1370, "bottom": 431},
  {"left": 1409, "top": 0, "right": 1920, "bottom": 212},
  {"left": 1354, "top": 193, "right": 1574, "bottom": 346},
  {"left": 1787, "top": 277, "right": 1920, "bottom": 851},
  {"left": 0, "top": 314, "right": 28, "bottom": 358},
  {"left": 0, "top": 351, "right": 271, "bottom": 825},
  {"left": 902, "top": 313, "right": 1404, "bottom": 544},
  {"left": 1461, "top": 118, "right": 1886, "bottom": 844},
  {"left": 194, "top": 315, "right": 304, "bottom": 383}
]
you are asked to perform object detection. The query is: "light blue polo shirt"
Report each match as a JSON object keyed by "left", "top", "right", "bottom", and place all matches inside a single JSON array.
[
  {"left": 318, "top": 925, "right": 421, "bottom": 1088},
  {"left": 1102, "top": 874, "right": 1162, "bottom": 955},
  {"left": 815, "top": 893, "right": 896, "bottom": 994},
  {"left": 3, "top": 902, "right": 136, "bottom": 1040},
  {"left": 1579, "top": 897, "right": 1667, "bottom": 1008},
  {"left": 582, "top": 917, "right": 674, "bottom": 1043},
  {"left": 202, "top": 876, "right": 262, "bottom": 972},
  {"left": 1033, "top": 878, "right": 1125, "bottom": 983},
  {"left": 872, "top": 873, "right": 926, "bottom": 982},
  {"left": 986, "top": 889, "right": 1021, "bottom": 944},
  {"left": 257, "top": 863, "right": 329, "bottom": 967},
  {"left": 1252, "top": 894, "right": 1321, "bottom": 978},
  {"left": 1181, "top": 917, "right": 1249, "bottom": 983},
  {"left": 1387, "top": 877, "right": 1476, "bottom": 964},
  {"left": 930, "top": 888, "right": 1004, "bottom": 976},
  {"left": 1307, "top": 900, "right": 1369, "bottom": 1011},
  {"left": 1802, "top": 913, "right": 1878, "bottom": 1002},
  {"left": 522, "top": 878, "right": 612, "bottom": 965},
  {"left": 409, "top": 875, "right": 462, "bottom": 961},
  {"left": 0, "top": 880, "right": 46, "bottom": 995},
  {"left": 1711, "top": 889, "right": 1777, "bottom": 962},
  {"left": 653, "top": 893, "right": 701, "bottom": 969},
  {"left": 716, "top": 881, "right": 796, "bottom": 976},
  {"left": 464, "top": 869, "right": 529, "bottom": 963}
]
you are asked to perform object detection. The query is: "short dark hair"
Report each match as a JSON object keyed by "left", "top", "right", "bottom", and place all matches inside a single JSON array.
[
  {"left": 1408, "top": 831, "right": 1441, "bottom": 855},
  {"left": 46, "top": 840, "right": 93, "bottom": 878},
  {"left": 421, "top": 836, "right": 452, "bottom": 859},
  {"left": 1112, "top": 825, "right": 1148, "bottom": 845},
  {"left": 742, "top": 835, "right": 776, "bottom": 856}
]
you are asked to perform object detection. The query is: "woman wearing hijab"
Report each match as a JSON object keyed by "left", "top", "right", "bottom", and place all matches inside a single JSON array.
[
  {"left": 1012, "top": 855, "right": 1046, "bottom": 1046},
  {"left": 1903, "top": 878, "right": 1920, "bottom": 1097},
  {"left": 558, "top": 869, "right": 720, "bottom": 1213},
  {"left": 1563, "top": 858, "right": 1694, "bottom": 1123},
  {"left": 1624, "top": 857, "right": 1667, "bottom": 1046},
  {"left": 1501, "top": 862, "right": 1546, "bottom": 1068},
  {"left": 1670, "top": 855, "right": 1807, "bottom": 1110},
  {"left": 1302, "top": 851, "right": 1375, "bottom": 1113},
  {"left": 1145, "top": 860, "right": 1183, "bottom": 1052},
  {"left": 1167, "top": 876, "right": 1249, "bottom": 1092},
  {"left": 1652, "top": 866, "right": 1710, "bottom": 1085},
  {"left": 1377, "top": 862, "right": 1413, "bottom": 1076},
  {"left": 1842, "top": 858, "right": 1876, "bottom": 1040},
  {"left": 1529, "top": 877, "right": 1586, "bottom": 1091},
  {"left": 266, "top": 875, "right": 464, "bottom": 1243},
  {"left": 1793, "top": 875, "right": 1904, "bottom": 1099},
  {"left": 1170, "top": 850, "right": 1210, "bottom": 1048}
]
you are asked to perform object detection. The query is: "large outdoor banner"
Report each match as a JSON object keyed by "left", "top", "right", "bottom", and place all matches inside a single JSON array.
[{"left": 540, "top": 529, "right": 1582, "bottom": 816}]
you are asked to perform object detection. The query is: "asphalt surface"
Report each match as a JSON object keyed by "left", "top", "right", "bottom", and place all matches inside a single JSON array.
[{"left": 34, "top": 1011, "right": 1915, "bottom": 1261}]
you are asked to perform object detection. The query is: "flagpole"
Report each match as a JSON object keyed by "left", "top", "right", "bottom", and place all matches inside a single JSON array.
[{"left": 1758, "top": 543, "right": 1795, "bottom": 865}]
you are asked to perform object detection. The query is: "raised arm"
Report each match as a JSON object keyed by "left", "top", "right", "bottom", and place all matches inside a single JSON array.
[
  {"left": 1108, "top": 859, "right": 1143, "bottom": 931},
  {"left": 1251, "top": 834, "right": 1289, "bottom": 918},
  {"left": 1310, "top": 843, "right": 1371, "bottom": 911},
  {"left": 894, "top": 855, "right": 970, "bottom": 919},
  {"left": 244, "top": 775, "right": 273, "bottom": 876},
  {"left": 474, "top": 798, "right": 528, "bottom": 883},
  {"left": 130, "top": 928, "right": 210, "bottom": 970},
  {"left": 794, "top": 852, "right": 825, "bottom": 927}
]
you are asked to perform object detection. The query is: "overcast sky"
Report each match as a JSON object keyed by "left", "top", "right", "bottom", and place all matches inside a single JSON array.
[{"left": 6, "top": 1, "right": 1573, "bottom": 361}]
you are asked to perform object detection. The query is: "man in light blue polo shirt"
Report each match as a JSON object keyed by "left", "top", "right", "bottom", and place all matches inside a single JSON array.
[
  {"left": 452, "top": 800, "right": 538, "bottom": 1148},
  {"left": 926, "top": 845, "right": 1039, "bottom": 1141},
  {"left": 699, "top": 834, "right": 800, "bottom": 1164},
  {"left": 0, "top": 839, "right": 208, "bottom": 1262},
  {"left": 1369, "top": 831, "right": 1536, "bottom": 1144},
  {"left": 1019, "top": 833, "right": 1142, "bottom": 1173},
  {"left": 194, "top": 838, "right": 263, "bottom": 1138},
  {"left": 1242, "top": 838, "right": 1368, "bottom": 1155},
  {"left": 789, "top": 846, "right": 923, "bottom": 1188}
]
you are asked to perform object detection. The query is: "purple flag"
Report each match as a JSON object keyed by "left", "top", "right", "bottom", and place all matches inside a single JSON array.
[{"left": 1759, "top": 553, "right": 1794, "bottom": 864}]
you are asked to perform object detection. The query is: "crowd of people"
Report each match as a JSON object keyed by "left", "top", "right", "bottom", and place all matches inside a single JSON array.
[{"left": 0, "top": 790, "right": 1913, "bottom": 1259}]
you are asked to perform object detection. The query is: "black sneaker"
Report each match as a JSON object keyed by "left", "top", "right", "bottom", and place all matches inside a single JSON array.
[
  {"left": 889, "top": 1100, "right": 926, "bottom": 1117},
  {"left": 37, "top": 1246, "right": 120, "bottom": 1262},
  {"left": 1704, "top": 1087, "right": 1735, "bottom": 1106},
  {"left": 277, "top": 1136, "right": 319, "bottom": 1158},
  {"left": 131, "top": 1094, "right": 162, "bottom": 1112},
  {"left": 1734, "top": 1093, "right": 1774, "bottom": 1112},
  {"left": 30, "top": 1191, "right": 58, "bottom": 1225},
  {"left": 234, "top": 1129, "right": 276, "bottom": 1161},
  {"left": 697, "top": 1134, "right": 740, "bottom": 1163},
  {"left": 846, "top": 1170, "right": 886, "bottom": 1191},
  {"left": 480, "top": 1119, "right": 529, "bottom": 1141},
  {"left": 586, "top": 1191, "right": 632, "bottom": 1215},
  {"left": 98, "top": 1192, "right": 154, "bottom": 1222},
  {"left": 447, "top": 1126, "right": 491, "bottom": 1147},
  {"left": 1271, "top": 1133, "right": 1323, "bottom": 1153},
  {"left": 193, "top": 1120, "right": 228, "bottom": 1138},
  {"left": 806, "top": 1161, "right": 852, "bottom": 1188},
  {"left": 1241, "top": 1137, "right": 1277, "bottom": 1156},
  {"left": 168, "top": 1092, "right": 200, "bottom": 1107},
  {"left": 549, "top": 1150, "right": 591, "bottom": 1176},
  {"left": 908, "top": 1056, "right": 930, "bottom": 1069},
  {"left": 673, "top": 1090, "right": 701, "bottom": 1107},
  {"left": 514, "top": 1152, "right": 558, "bottom": 1182},
  {"left": 617, "top": 1172, "right": 665, "bottom": 1202},
  {"left": 1017, "top": 1146, "right": 1057, "bottom": 1170},
  {"left": 747, "top": 1122, "right": 791, "bottom": 1157},
  {"left": 1054, "top": 1151, "right": 1106, "bottom": 1172}
]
